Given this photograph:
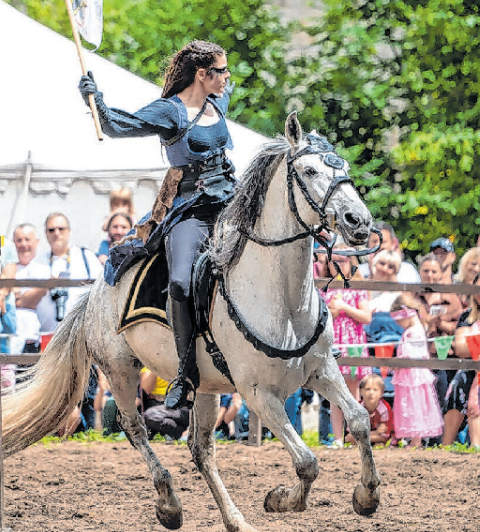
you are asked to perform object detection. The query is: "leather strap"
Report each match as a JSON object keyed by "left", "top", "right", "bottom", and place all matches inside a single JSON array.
[{"left": 162, "top": 99, "right": 208, "bottom": 147}]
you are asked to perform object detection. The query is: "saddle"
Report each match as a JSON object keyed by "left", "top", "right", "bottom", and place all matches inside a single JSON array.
[{"left": 117, "top": 250, "right": 234, "bottom": 385}]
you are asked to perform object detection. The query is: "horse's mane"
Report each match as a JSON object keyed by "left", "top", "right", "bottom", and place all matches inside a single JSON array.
[{"left": 210, "top": 136, "right": 290, "bottom": 271}]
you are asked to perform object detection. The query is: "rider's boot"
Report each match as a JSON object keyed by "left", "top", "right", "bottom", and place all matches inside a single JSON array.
[{"left": 165, "top": 297, "right": 200, "bottom": 411}]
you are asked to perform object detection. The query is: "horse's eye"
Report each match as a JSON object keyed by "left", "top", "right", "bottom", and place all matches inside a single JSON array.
[{"left": 303, "top": 166, "right": 317, "bottom": 178}]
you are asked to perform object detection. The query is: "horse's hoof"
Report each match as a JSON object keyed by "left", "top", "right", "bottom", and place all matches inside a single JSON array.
[
  {"left": 156, "top": 506, "right": 183, "bottom": 530},
  {"left": 352, "top": 484, "right": 380, "bottom": 516},
  {"left": 264, "top": 485, "right": 288, "bottom": 513}
]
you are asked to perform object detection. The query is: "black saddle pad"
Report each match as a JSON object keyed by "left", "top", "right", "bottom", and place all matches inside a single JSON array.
[
  {"left": 118, "top": 253, "right": 170, "bottom": 333},
  {"left": 118, "top": 251, "right": 216, "bottom": 334}
]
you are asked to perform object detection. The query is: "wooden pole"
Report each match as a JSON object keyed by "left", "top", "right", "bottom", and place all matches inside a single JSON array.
[
  {"left": 64, "top": 0, "right": 104, "bottom": 141},
  {"left": 247, "top": 410, "right": 262, "bottom": 447}
]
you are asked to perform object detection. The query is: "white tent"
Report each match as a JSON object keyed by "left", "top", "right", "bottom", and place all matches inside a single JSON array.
[{"left": 0, "top": 1, "right": 268, "bottom": 251}]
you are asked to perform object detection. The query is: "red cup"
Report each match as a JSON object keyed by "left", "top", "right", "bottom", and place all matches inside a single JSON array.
[
  {"left": 375, "top": 344, "right": 394, "bottom": 359},
  {"left": 40, "top": 333, "right": 54, "bottom": 352},
  {"left": 466, "top": 333, "right": 480, "bottom": 361}
]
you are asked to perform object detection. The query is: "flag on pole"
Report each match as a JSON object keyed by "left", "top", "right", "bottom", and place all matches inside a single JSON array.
[{"left": 72, "top": 0, "right": 103, "bottom": 50}]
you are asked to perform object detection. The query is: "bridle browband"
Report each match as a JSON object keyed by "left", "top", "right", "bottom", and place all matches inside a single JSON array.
[{"left": 238, "top": 133, "right": 382, "bottom": 288}]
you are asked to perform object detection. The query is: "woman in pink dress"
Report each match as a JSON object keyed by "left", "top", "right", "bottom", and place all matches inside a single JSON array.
[
  {"left": 322, "top": 245, "right": 372, "bottom": 448},
  {"left": 390, "top": 294, "right": 444, "bottom": 448}
]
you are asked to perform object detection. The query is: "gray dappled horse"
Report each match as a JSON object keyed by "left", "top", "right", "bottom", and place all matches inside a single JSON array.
[{"left": 3, "top": 112, "right": 381, "bottom": 532}]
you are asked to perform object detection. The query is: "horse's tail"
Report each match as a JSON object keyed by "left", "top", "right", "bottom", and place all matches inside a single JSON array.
[{"left": 2, "top": 293, "right": 92, "bottom": 456}]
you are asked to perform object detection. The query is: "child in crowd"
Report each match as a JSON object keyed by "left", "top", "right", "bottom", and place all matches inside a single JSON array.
[
  {"left": 102, "top": 187, "right": 135, "bottom": 231},
  {"left": 215, "top": 393, "right": 244, "bottom": 440},
  {"left": 97, "top": 211, "right": 134, "bottom": 265},
  {"left": 345, "top": 374, "right": 394, "bottom": 446},
  {"left": 390, "top": 294, "right": 444, "bottom": 448}
]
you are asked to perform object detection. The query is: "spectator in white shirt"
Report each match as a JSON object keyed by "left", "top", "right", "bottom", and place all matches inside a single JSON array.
[
  {"left": 37, "top": 213, "right": 103, "bottom": 333},
  {"left": 12, "top": 223, "right": 51, "bottom": 354}
]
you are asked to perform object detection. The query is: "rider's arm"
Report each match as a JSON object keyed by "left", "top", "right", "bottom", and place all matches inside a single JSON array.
[
  {"left": 79, "top": 74, "right": 179, "bottom": 141},
  {"left": 95, "top": 97, "right": 179, "bottom": 140}
]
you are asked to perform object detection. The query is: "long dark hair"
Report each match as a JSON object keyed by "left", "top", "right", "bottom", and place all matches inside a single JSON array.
[{"left": 162, "top": 41, "right": 225, "bottom": 99}]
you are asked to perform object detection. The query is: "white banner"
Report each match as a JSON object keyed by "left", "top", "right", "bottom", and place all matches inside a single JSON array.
[{"left": 72, "top": 0, "right": 103, "bottom": 50}]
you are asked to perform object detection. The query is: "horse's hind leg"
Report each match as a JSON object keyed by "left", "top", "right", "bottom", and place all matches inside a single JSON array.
[
  {"left": 189, "top": 394, "right": 259, "bottom": 532},
  {"left": 240, "top": 390, "right": 319, "bottom": 513},
  {"left": 306, "top": 354, "right": 381, "bottom": 516},
  {"left": 101, "top": 359, "right": 183, "bottom": 530}
]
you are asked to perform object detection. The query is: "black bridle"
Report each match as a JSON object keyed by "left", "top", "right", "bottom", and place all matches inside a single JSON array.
[{"left": 239, "top": 134, "right": 382, "bottom": 288}]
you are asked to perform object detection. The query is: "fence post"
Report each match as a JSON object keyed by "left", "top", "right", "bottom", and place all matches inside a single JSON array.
[{"left": 247, "top": 410, "right": 262, "bottom": 447}]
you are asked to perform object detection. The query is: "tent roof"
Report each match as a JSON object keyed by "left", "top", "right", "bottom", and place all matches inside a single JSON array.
[{"left": 0, "top": 1, "right": 268, "bottom": 187}]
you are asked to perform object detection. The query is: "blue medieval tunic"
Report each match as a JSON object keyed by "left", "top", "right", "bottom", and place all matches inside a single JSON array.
[{"left": 91, "top": 91, "right": 237, "bottom": 285}]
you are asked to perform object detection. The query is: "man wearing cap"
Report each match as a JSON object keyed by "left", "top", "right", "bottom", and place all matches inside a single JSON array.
[{"left": 429, "top": 237, "right": 456, "bottom": 284}]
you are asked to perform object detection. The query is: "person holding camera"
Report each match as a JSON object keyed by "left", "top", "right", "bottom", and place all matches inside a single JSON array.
[
  {"left": 36, "top": 213, "right": 103, "bottom": 431},
  {"left": 37, "top": 213, "right": 103, "bottom": 333}
]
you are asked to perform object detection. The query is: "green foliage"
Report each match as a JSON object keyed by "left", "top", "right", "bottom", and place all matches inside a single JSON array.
[
  {"left": 297, "top": 0, "right": 480, "bottom": 256},
  {"left": 33, "top": 431, "right": 480, "bottom": 452},
  {"left": 36, "top": 429, "right": 128, "bottom": 446}
]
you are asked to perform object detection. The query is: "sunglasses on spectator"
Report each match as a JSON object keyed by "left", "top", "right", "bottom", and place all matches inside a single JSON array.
[
  {"left": 208, "top": 66, "right": 229, "bottom": 75},
  {"left": 47, "top": 227, "right": 69, "bottom": 233}
]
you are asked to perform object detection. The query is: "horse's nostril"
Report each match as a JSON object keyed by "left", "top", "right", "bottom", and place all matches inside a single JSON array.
[
  {"left": 353, "top": 230, "right": 369, "bottom": 241},
  {"left": 344, "top": 211, "right": 361, "bottom": 228}
]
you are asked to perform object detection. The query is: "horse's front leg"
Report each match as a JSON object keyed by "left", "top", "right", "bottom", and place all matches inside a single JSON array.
[
  {"left": 241, "top": 389, "right": 319, "bottom": 513},
  {"left": 306, "top": 353, "right": 381, "bottom": 516},
  {"left": 189, "top": 393, "right": 259, "bottom": 532}
]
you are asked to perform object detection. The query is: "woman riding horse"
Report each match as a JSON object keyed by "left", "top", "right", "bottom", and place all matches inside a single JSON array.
[{"left": 79, "top": 41, "right": 236, "bottom": 411}]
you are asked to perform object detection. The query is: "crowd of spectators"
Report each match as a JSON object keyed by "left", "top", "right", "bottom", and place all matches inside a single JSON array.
[{"left": 1, "top": 194, "right": 480, "bottom": 449}]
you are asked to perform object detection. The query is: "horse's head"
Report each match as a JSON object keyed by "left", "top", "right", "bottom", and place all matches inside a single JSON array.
[{"left": 285, "top": 112, "right": 373, "bottom": 247}]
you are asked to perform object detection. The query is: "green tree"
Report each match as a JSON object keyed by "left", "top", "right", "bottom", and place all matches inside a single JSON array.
[{"left": 295, "top": 0, "right": 480, "bottom": 257}]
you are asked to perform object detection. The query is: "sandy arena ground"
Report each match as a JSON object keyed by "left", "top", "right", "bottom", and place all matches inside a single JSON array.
[{"left": 4, "top": 440, "right": 480, "bottom": 532}]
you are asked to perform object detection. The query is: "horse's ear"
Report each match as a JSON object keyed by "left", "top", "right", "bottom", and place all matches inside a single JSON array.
[{"left": 285, "top": 111, "right": 302, "bottom": 148}]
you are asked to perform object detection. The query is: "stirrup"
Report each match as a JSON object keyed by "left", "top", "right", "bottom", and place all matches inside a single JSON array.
[
  {"left": 332, "top": 347, "right": 342, "bottom": 359},
  {"left": 165, "top": 377, "right": 196, "bottom": 410}
]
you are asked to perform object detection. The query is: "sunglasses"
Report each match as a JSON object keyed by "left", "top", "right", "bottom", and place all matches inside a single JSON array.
[
  {"left": 208, "top": 66, "right": 229, "bottom": 75},
  {"left": 47, "top": 227, "right": 69, "bottom": 233}
]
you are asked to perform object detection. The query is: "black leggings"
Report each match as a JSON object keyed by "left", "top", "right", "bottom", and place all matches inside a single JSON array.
[{"left": 165, "top": 214, "right": 215, "bottom": 301}]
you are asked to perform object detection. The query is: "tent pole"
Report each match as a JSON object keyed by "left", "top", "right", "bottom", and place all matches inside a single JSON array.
[
  {"left": 64, "top": 0, "right": 104, "bottom": 142},
  {"left": 6, "top": 152, "right": 32, "bottom": 239}
]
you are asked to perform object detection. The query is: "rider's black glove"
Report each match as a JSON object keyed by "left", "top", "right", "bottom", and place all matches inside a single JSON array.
[{"left": 79, "top": 71, "right": 100, "bottom": 107}]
